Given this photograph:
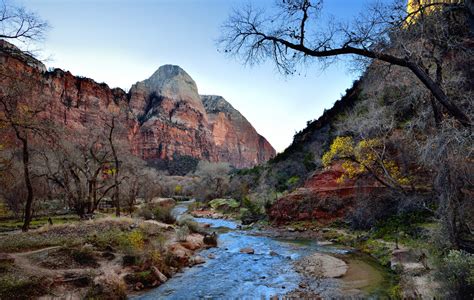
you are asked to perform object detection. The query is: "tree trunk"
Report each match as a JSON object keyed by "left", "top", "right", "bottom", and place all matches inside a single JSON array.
[
  {"left": 108, "top": 117, "right": 121, "bottom": 217},
  {"left": 87, "top": 180, "right": 94, "bottom": 213},
  {"left": 407, "top": 62, "right": 470, "bottom": 126},
  {"left": 436, "top": 160, "right": 462, "bottom": 249},
  {"left": 20, "top": 136, "right": 33, "bottom": 232},
  {"left": 268, "top": 39, "right": 471, "bottom": 125}
]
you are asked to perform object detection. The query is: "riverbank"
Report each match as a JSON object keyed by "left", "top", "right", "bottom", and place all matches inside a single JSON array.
[
  {"left": 188, "top": 204, "right": 440, "bottom": 298},
  {"left": 0, "top": 201, "right": 435, "bottom": 299},
  {"left": 261, "top": 219, "right": 441, "bottom": 298},
  {"left": 0, "top": 211, "right": 215, "bottom": 299},
  {"left": 133, "top": 203, "right": 398, "bottom": 299}
]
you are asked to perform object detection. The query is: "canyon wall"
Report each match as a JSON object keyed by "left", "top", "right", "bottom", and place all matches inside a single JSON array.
[{"left": 0, "top": 40, "right": 275, "bottom": 168}]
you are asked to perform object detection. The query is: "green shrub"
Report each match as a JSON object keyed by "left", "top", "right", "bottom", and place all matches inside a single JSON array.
[
  {"left": 113, "top": 230, "right": 145, "bottom": 256},
  {"left": 136, "top": 206, "right": 154, "bottom": 220},
  {"left": 209, "top": 198, "right": 240, "bottom": 210},
  {"left": 436, "top": 250, "right": 474, "bottom": 298},
  {"left": 361, "top": 239, "right": 391, "bottom": 267},
  {"left": 86, "top": 228, "right": 126, "bottom": 250},
  {"left": 177, "top": 215, "right": 201, "bottom": 233},
  {"left": 303, "top": 152, "right": 315, "bottom": 170},
  {"left": 239, "top": 197, "right": 265, "bottom": 225},
  {"left": 153, "top": 206, "right": 175, "bottom": 224},
  {"left": 0, "top": 274, "right": 46, "bottom": 299},
  {"left": 124, "top": 270, "right": 156, "bottom": 286},
  {"left": 86, "top": 270, "right": 126, "bottom": 300},
  {"left": 176, "top": 225, "right": 189, "bottom": 242},
  {"left": 187, "top": 201, "right": 206, "bottom": 212},
  {"left": 286, "top": 176, "right": 300, "bottom": 190},
  {"left": 71, "top": 245, "right": 98, "bottom": 267}
]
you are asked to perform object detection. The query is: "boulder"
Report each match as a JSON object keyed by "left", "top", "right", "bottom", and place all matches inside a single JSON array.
[
  {"left": 142, "top": 220, "right": 174, "bottom": 232},
  {"left": 203, "top": 232, "right": 218, "bottom": 247},
  {"left": 294, "top": 253, "right": 348, "bottom": 278},
  {"left": 150, "top": 197, "right": 176, "bottom": 208},
  {"left": 151, "top": 266, "right": 168, "bottom": 283},
  {"left": 191, "top": 255, "right": 205, "bottom": 265},
  {"left": 168, "top": 243, "right": 192, "bottom": 266},
  {"left": 240, "top": 247, "right": 255, "bottom": 254},
  {"left": 134, "top": 282, "right": 144, "bottom": 291},
  {"left": 181, "top": 234, "right": 204, "bottom": 250}
]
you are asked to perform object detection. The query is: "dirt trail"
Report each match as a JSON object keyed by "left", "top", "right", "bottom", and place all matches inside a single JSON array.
[{"left": 11, "top": 246, "right": 101, "bottom": 278}]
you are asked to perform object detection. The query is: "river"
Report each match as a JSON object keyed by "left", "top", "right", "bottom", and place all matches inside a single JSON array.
[{"left": 135, "top": 201, "right": 394, "bottom": 299}]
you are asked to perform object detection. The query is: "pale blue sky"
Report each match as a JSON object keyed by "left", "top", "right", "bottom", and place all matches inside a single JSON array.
[{"left": 16, "top": 0, "right": 387, "bottom": 152}]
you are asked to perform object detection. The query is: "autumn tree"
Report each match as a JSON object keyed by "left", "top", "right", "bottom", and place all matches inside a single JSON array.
[
  {"left": 322, "top": 136, "right": 411, "bottom": 191},
  {"left": 328, "top": 31, "right": 473, "bottom": 248},
  {"left": 219, "top": 0, "right": 472, "bottom": 126}
]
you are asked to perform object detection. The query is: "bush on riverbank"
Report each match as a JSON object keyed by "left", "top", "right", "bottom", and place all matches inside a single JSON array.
[{"left": 435, "top": 250, "right": 474, "bottom": 298}]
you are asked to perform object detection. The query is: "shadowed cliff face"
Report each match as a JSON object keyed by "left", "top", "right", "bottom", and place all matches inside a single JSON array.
[{"left": 0, "top": 41, "right": 275, "bottom": 168}]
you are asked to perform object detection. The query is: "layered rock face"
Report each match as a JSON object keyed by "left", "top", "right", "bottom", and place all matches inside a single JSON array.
[
  {"left": 0, "top": 41, "right": 275, "bottom": 168},
  {"left": 202, "top": 95, "right": 275, "bottom": 167},
  {"left": 129, "top": 65, "right": 216, "bottom": 162},
  {"left": 269, "top": 164, "right": 384, "bottom": 223},
  {"left": 128, "top": 65, "right": 275, "bottom": 167}
]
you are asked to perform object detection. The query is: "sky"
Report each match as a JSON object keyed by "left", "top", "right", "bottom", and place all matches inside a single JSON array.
[{"left": 15, "top": 0, "right": 386, "bottom": 153}]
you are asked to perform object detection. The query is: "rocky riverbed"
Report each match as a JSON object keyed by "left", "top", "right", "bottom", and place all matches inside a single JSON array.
[{"left": 134, "top": 201, "right": 395, "bottom": 299}]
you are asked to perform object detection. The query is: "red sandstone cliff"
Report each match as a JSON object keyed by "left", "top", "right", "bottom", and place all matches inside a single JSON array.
[
  {"left": 0, "top": 40, "right": 275, "bottom": 168},
  {"left": 201, "top": 95, "right": 275, "bottom": 167},
  {"left": 269, "top": 164, "right": 384, "bottom": 223}
]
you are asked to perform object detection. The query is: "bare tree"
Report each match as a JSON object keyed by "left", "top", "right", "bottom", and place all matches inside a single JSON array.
[
  {"left": 334, "top": 41, "right": 473, "bottom": 248},
  {"left": 0, "top": 79, "right": 53, "bottom": 230},
  {"left": 195, "top": 161, "right": 231, "bottom": 200},
  {"left": 119, "top": 157, "right": 147, "bottom": 215},
  {"left": 103, "top": 113, "right": 128, "bottom": 217},
  {"left": 0, "top": 0, "right": 48, "bottom": 42},
  {"left": 219, "top": 0, "right": 472, "bottom": 125}
]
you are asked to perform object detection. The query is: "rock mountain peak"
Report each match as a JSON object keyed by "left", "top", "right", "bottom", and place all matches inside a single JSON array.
[
  {"left": 0, "top": 41, "right": 276, "bottom": 168},
  {"left": 144, "top": 64, "right": 199, "bottom": 101}
]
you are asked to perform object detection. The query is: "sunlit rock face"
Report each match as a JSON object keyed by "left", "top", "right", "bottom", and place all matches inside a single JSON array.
[
  {"left": 0, "top": 41, "right": 275, "bottom": 168},
  {"left": 129, "top": 65, "right": 215, "bottom": 162},
  {"left": 202, "top": 95, "right": 275, "bottom": 167}
]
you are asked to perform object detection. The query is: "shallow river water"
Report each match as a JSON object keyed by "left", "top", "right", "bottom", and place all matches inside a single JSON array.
[{"left": 135, "top": 201, "right": 394, "bottom": 299}]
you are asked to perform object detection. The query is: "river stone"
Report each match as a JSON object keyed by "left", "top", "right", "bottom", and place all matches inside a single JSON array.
[
  {"left": 240, "top": 247, "right": 255, "bottom": 254},
  {"left": 191, "top": 255, "right": 205, "bottom": 265},
  {"left": 135, "top": 282, "right": 144, "bottom": 291},
  {"left": 317, "top": 241, "right": 334, "bottom": 246},
  {"left": 143, "top": 220, "right": 174, "bottom": 230},
  {"left": 295, "top": 253, "right": 348, "bottom": 278},
  {"left": 150, "top": 197, "right": 176, "bottom": 208},
  {"left": 151, "top": 266, "right": 168, "bottom": 283}
]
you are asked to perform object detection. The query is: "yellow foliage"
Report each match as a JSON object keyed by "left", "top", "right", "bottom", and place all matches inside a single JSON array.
[
  {"left": 174, "top": 185, "right": 183, "bottom": 194},
  {"left": 149, "top": 249, "right": 162, "bottom": 265},
  {"left": 322, "top": 136, "right": 410, "bottom": 186},
  {"left": 406, "top": 0, "right": 462, "bottom": 25},
  {"left": 322, "top": 136, "right": 354, "bottom": 167},
  {"left": 128, "top": 230, "right": 145, "bottom": 250}
]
